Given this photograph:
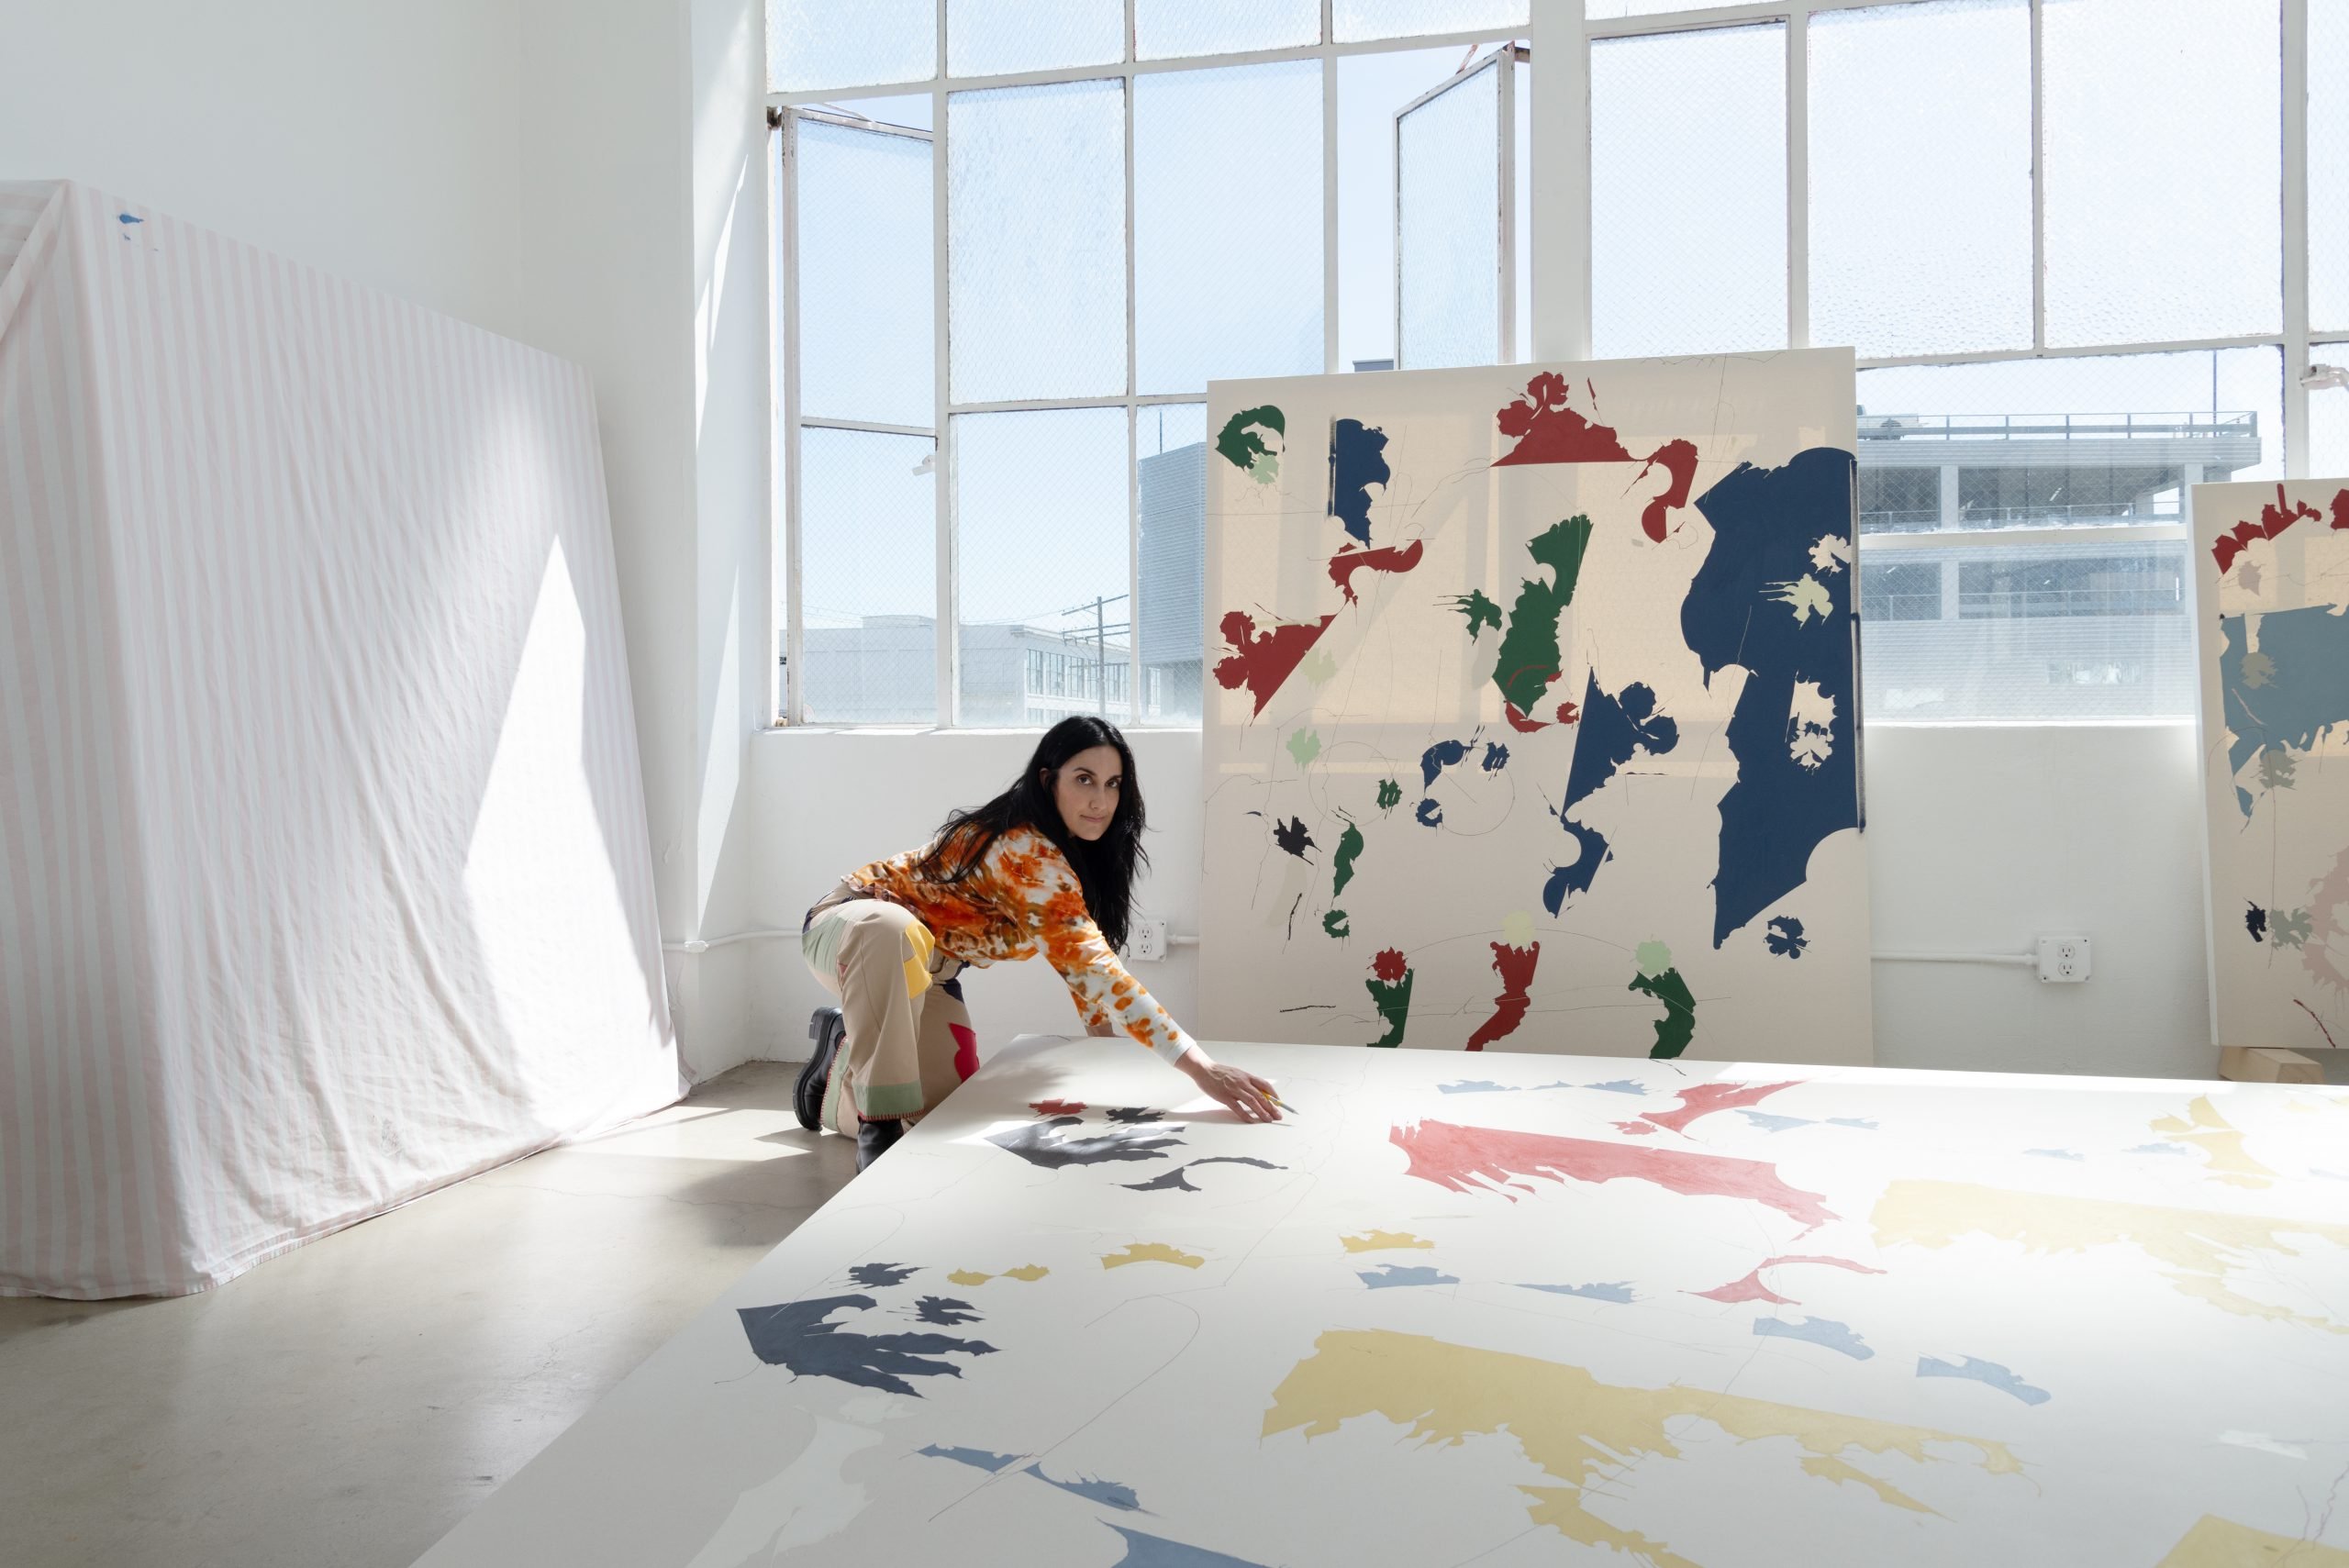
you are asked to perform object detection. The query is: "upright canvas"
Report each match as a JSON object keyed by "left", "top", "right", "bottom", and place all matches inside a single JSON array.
[
  {"left": 1199, "top": 352, "right": 1869, "bottom": 1063},
  {"left": 2192, "top": 478, "right": 2349, "bottom": 1056}
]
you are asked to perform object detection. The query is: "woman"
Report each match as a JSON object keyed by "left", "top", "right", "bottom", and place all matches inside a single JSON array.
[{"left": 796, "top": 716, "right": 1282, "bottom": 1168}]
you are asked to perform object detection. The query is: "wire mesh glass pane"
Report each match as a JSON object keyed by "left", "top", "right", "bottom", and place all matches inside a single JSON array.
[
  {"left": 796, "top": 428, "right": 938, "bottom": 725},
  {"left": 1852, "top": 348, "right": 2280, "bottom": 722},
  {"left": 1809, "top": 0, "right": 2031, "bottom": 358},
  {"left": 1591, "top": 25, "right": 1786, "bottom": 360},
  {"left": 795, "top": 121, "right": 934, "bottom": 427},
  {"left": 2311, "top": 357, "right": 2349, "bottom": 478},
  {"left": 1586, "top": 0, "right": 1756, "bottom": 14},
  {"left": 954, "top": 409, "right": 1132, "bottom": 727},
  {"left": 948, "top": 0, "right": 1122, "bottom": 77},
  {"left": 1136, "top": 405, "right": 1207, "bottom": 725},
  {"left": 1336, "top": 49, "right": 1464, "bottom": 373},
  {"left": 2043, "top": 0, "right": 2281, "bottom": 347},
  {"left": 769, "top": 0, "right": 935, "bottom": 92},
  {"left": 1136, "top": 61, "right": 1324, "bottom": 393},
  {"left": 1334, "top": 0, "right": 1526, "bottom": 43},
  {"left": 1397, "top": 58, "right": 1501, "bottom": 369},
  {"left": 948, "top": 81, "right": 1128, "bottom": 403},
  {"left": 1138, "top": 0, "right": 1319, "bottom": 60},
  {"left": 2312, "top": 3, "right": 2349, "bottom": 334}
]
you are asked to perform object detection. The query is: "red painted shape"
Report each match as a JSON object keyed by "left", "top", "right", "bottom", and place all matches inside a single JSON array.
[
  {"left": 1493, "top": 373, "right": 1636, "bottom": 466},
  {"left": 1372, "top": 948, "right": 1409, "bottom": 984},
  {"left": 1690, "top": 1252, "right": 1886, "bottom": 1306},
  {"left": 950, "top": 1023, "right": 980, "bottom": 1081},
  {"left": 1211, "top": 609, "right": 1339, "bottom": 716},
  {"left": 1638, "top": 1080, "right": 1804, "bottom": 1136},
  {"left": 1554, "top": 699, "right": 1580, "bottom": 725},
  {"left": 2332, "top": 487, "right": 2349, "bottom": 531},
  {"left": 1328, "top": 539, "right": 1426, "bottom": 604},
  {"left": 1501, "top": 700, "right": 1548, "bottom": 734},
  {"left": 2214, "top": 484, "right": 2325, "bottom": 575},
  {"left": 1636, "top": 439, "right": 1700, "bottom": 543},
  {"left": 1030, "top": 1098, "right": 1086, "bottom": 1117},
  {"left": 1390, "top": 1119, "right": 1836, "bottom": 1231},
  {"left": 1614, "top": 1120, "right": 1659, "bottom": 1137},
  {"left": 1464, "top": 941, "right": 1542, "bottom": 1051}
]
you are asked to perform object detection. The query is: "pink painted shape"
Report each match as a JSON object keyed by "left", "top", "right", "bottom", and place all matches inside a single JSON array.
[
  {"left": 1030, "top": 1098, "right": 1086, "bottom": 1117},
  {"left": 1390, "top": 1119, "right": 1836, "bottom": 1232},
  {"left": 1690, "top": 1252, "right": 1885, "bottom": 1306},
  {"left": 1640, "top": 1080, "right": 1805, "bottom": 1136}
]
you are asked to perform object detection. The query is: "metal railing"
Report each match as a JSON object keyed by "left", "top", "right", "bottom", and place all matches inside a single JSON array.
[{"left": 1855, "top": 411, "right": 2258, "bottom": 441}]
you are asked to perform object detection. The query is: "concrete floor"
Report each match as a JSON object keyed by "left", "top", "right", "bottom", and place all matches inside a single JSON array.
[{"left": 0, "top": 1062, "right": 856, "bottom": 1568}]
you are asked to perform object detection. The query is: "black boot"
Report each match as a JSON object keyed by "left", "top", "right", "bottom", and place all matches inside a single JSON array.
[
  {"left": 856, "top": 1117, "right": 904, "bottom": 1171},
  {"left": 795, "top": 1006, "right": 844, "bottom": 1131}
]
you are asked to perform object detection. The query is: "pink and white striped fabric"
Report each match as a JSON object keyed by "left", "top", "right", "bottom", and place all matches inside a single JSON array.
[{"left": 0, "top": 182, "right": 682, "bottom": 1297}]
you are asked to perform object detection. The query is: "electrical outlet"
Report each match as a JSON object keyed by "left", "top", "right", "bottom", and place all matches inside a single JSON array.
[
  {"left": 2036, "top": 934, "right": 2091, "bottom": 984},
  {"left": 1130, "top": 917, "right": 1168, "bottom": 962}
]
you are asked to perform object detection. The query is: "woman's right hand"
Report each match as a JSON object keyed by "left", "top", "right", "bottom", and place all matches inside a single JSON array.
[{"left": 1179, "top": 1051, "right": 1282, "bottom": 1122}]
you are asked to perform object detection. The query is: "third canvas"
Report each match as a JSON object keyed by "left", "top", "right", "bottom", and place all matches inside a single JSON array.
[{"left": 1198, "top": 350, "right": 1871, "bottom": 1065}]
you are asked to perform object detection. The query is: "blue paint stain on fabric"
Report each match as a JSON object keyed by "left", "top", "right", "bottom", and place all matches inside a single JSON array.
[
  {"left": 2220, "top": 605, "right": 2349, "bottom": 817},
  {"left": 737, "top": 1296, "right": 997, "bottom": 1396},
  {"left": 1517, "top": 1281, "right": 1635, "bottom": 1303},
  {"left": 918, "top": 1443, "right": 1022, "bottom": 1473},
  {"left": 1108, "top": 1525, "right": 1276, "bottom": 1567},
  {"left": 1765, "top": 916, "right": 1808, "bottom": 958},
  {"left": 1682, "top": 449, "right": 1863, "bottom": 946},
  {"left": 117, "top": 213, "right": 142, "bottom": 224},
  {"left": 1420, "top": 738, "right": 1470, "bottom": 787},
  {"left": 1026, "top": 1462, "right": 1144, "bottom": 1511},
  {"left": 1754, "top": 1316, "right": 1873, "bottom": 1360},
  {"left": 1328, "top": 418, "right": 1391, "bottom": 544},
  {"left": 1482, "top": 741, "right": 1510, "bottom": 771},
  {"left": 1918, "top": 1355, "right": 2051, "bottom": 1406},
  {"left": 1359, "top": 1264, "right": 1460, "bottom": 1289},
  {"left": 2128, "top": 1142, "right": 2191, "bottom": 1156},
  {"left": 1543, "top": 819, "right": 1611, "bottom": 914},
  {"left": 1564, "top": 675, "right": 1679, "bottom": 810},
  {"left": 849, "top": 1262, "right": 917, "bottom": 1287},
  {"left": 914, "top": 1296, "right": 983, "bottom": 1325},
  {"left": 2024, "top": 1148, "right": 2084, "bottom": 1161},
  {"left": 1740, "top": 1111, "right": 1814, "bottom": 1132}
]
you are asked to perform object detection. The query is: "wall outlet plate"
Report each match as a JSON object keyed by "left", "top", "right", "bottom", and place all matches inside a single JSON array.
[
  {"left": 2036, "top": 934, "right": 2091, "bottom": 984},
  {"left": 1130, "top": 917, "right": 1169, "bottom": 962}
]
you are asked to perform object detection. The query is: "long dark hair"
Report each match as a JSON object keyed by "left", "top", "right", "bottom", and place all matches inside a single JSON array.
[{"left": 915, "top": 716, "right": 1148, "bottom": 951}]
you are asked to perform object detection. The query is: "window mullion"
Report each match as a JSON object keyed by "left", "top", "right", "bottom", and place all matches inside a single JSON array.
[
  {"left": 2282, "top": 0, "right": 2310, "bottom": 476},
  {"left": 2029, "top": 0, "right": 2046, "bottom": 351},
  {"left": 779, "top": 114, "right": 807, "bottom": 725},
  {"left": 933, "top": 49, "right": 955, "bottom": 727}
]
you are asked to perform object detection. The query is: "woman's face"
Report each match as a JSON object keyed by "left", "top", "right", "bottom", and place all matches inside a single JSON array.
[{"left": 1049, "top": 744, "right": 1124, "bottom": 841}]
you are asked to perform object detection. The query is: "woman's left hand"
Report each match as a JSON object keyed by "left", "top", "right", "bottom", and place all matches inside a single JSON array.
[{"left": 1180, "top": 1052, "right": 1282, "bottom": 1122}]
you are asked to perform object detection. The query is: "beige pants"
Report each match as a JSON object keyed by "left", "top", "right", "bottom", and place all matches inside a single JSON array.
[{"left": 801, "top": 894, "right": 977, "bottom": 1135}]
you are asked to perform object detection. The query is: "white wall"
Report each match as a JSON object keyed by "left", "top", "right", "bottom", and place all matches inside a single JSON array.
[
  {"left": 749, "top": 722, "right": 2232, "bottom": 1082},
  {"left": 0, "top": 0, "right": 528, "bottom": 337}
]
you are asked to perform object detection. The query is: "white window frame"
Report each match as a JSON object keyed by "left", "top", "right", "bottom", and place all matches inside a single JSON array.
[{"left": 773, "top": 0, "right": 2325, "bottom": 728}]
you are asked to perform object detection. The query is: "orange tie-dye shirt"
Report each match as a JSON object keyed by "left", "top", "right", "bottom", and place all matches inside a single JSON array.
[{"left": 846, "top": 825, "right": 1197, "bottom": 1063}]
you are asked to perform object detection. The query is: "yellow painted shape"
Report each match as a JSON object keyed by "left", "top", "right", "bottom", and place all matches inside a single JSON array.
[
  {"left": 1102, "top": 1242, "right": 1205, "bottom": 1270},
  {"left": 2151, "top": 1095, "right": 2279, "bottom": 1188},
  {"left": 1341, "top": 1230, "right": 1434, "bottom": 1253},
  {"left": 1264, "top": 1330, "right": 2018, "bottom": 1558},
  {"left": 1873, "top": 1180, "right": 2349, "bottom": 1335},
  {"left": 947, "top": 1263, "right": 1050, "bottom": 1286},
  {"left": 901, "top": 921, "right": 935, "bottom": 1001},
  {"left": 2156, "top": 1514, "right": 2349, "bottom": 1566}
]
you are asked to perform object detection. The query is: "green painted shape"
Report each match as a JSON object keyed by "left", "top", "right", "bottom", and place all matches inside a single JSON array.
[
  {"left": 1375, "top": 778, "right": 1402, "bottom": 813},
  {"left": 1286, "top": 728, "right": 1321, "bottom": 770},
  {"left": 1633, "top": 939, "right": 1673, "bottom": 979},
  {"left": 1331, "top": 817, "right": 1365, "bottom": 898},
  {"left": 1215, "top": 405, "right": 1286, "bottom": 476},
  {"left": 2273, "top": 907, "right": 2313, "bottom": 949},
  {"left": 1450, "top": 590, "right": 1503, "bottom": 642},
  {"left": 1490, "top": 516, "right": 1595, "bottom": 716},
  {"left": 1323, "top": 908, "right": 1350, "bottom": 939},
  {"left": 1627, "top": 965, "right": 1696, "bottom": 1060},
  {"left": 2242, "top": 650, "right": 2277, "bottom": 689},
  {"left": 1301, "top": 646, "right": 1338, "bottom": 685},
  {"left": 2259, "top": 745, "right": 2299, "bottom": 790},
  {"left": 1366, "top": 970, "right": 1414, "bottom": 1048}
]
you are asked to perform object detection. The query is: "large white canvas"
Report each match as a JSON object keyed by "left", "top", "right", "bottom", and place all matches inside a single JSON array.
[
  {"left": 416, "top": 1034, "right": 2349, "bottom": 1567},
  {"left": 2192, "top": 478, "right": 2349, "bottom": 1055},
  {"left": 1199, "top": 352, "right": 1869, "bottom": 1064}
]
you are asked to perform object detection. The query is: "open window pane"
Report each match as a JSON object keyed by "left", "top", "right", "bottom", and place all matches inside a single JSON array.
[
  {"left": 1853, "top": 348, "right": 2280, "bottom": 723},
  {"left": 1137, "top": 405, "right": 1208, "bottom": 725},
  {"left": 2311, "top": 354, "right": 2349, "bottom": 478},
  {"left": 948, "top": 80, "right": 1128, "bottom": 403},
  {"left": 768, "top": 0, "right": 935, "bottom": 92},
  {"left": 1809, "top": 0, "right": 2031, "bottom": 359},
  {"left": 1337, "top": 49, "right": 1462, "bottom": 372},
  {"left": 2312, "top": 3, "right": 2349, "bottom": 334},
  {"left": 795, "top": 121, "right": 933, "bottom": 427},
  {"left": 1397, "top": 57, "right": 1503, "bottom": 369},
  {"left": 1135, "top": 61, "right": 1324, "bottom": 393},
  {"left": 1591, "top": 25, "right": 1787, "bottom": 360},
  {"left": 1335, "top": 0, "right": 1525, "bottom": 43},
  {"left": 2043, "top": 0, "right": 2281, "bottom": 346},
  {"left": 1138, "top": 0, "right": 1319, "bottom": 60},
  {"left": 954, "top": 409, "right": 1132, "bottom": 727},
  {"left": 948, "top": 0, "right": 1122, "bottom": 77},
  {"left": 797, "top": 429, "right": 938, "bottom": 725}
]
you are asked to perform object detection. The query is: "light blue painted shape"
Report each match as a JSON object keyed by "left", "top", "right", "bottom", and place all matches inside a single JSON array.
[
  {"left": 1753, "top": 1316, "right": 1873, "bottom": 1359},
  {"left": 1918, "top": 1355, "right": 2051, "bottom": 1406},
  {"left": 1359, "top": 1264, "right": 1459, "bottom": 1289},
  {"left": 1516, "top": 1281, "right": 1634, "bottom": 1303}
]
